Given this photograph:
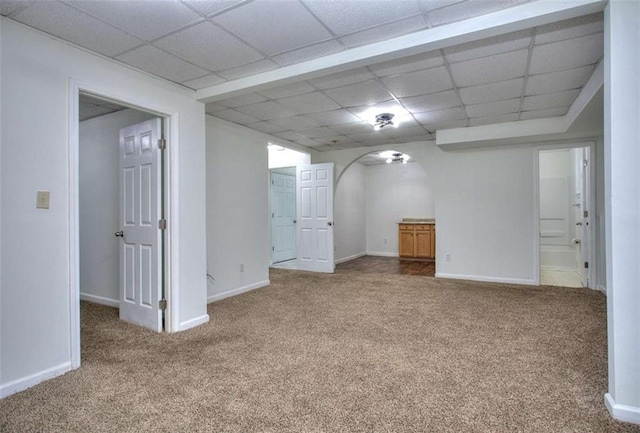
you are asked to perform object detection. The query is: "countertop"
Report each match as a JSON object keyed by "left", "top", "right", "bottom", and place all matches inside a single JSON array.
[{"left": 398, "top": 218, "right": 435, "bottom": 224}]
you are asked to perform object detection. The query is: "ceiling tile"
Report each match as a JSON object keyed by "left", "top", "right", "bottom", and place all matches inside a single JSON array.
[
  {"left": 116, "top": 45, "right": 209, "bottom": 82},
  {"left": 212, "top": 109, "right": 260, "bottom": 125},
  {"left": 273, "top": 131, "right": 310, "bottom": 141},
  {"left": 381, "top": 66, "right": 454, "bottom": 98},
  {"left": 12, "top": 1, "right": 143, "bottom": 57},
  {"left": 520, "top": 106, "right": 568, "bottom": 120},
  {"left": 450, "top": 49, "right": 528, "bottom": 86},
  {"left": 310, "top": 144, "right": 339, "bottom": 151},
  {"left": 69, "top": 0, "right": 201, "bottom": 41},
  {"left": 444, "top": 29, "right": 532, "bottom": 63},
  {"left": 371, "top": 51, "right": 444, "bottom": 78},
  {"left": 181, "top": 0, "right": 246, "bottom": 17},
  {"left": 535, "top": 13, "right": 603, "bottom": 45},
  {"left": 323, "top": 80, "right": 392, "bottom": 107},
  {"left": 529, "top": 33, "right": 603, "bottom": 75},
  {"left": 459, "top": 78, "right": 524, "bottom": 105},
  {"left": 181, "top": 74, "right": 226, "bottom": 89},
  {"left": 380, "top": 126, "right": 429, "bottom": 139},
  {"left": 417, "top": 0, "right": 467, "bottom": 13},
  {"left": 401, "top": 90, "right": 461, "bottom": 113},
  {"left": 427, "top": 0, "right": 526, "bottom": 27},
  {"left": 218, "top": 59, "right": 278, "bottom": 80},
  {"left": 309, "top": 68, "right": 375, "bottom": 90},
  {"left": 1, "top": 0, "right": 28, "bottom": 16},
  {"left": 396, "top": 132, "right": 434, "bottom": 143},
  {"left": 276, "top": 92, "right": 341, "bottom": 114},
  {"left": 413, "top": 107, "right": 467, "bottom": 125},
  {"left": 272, "top": 40, "right": 346, "bottom": 66},
  {"left": 155, "top": 21, "right": 263, "bottom": 71},
  {"left": 340, "top": 15, "right": 427, "bottom": 48},
  {"left": 427, "top": 119, "right": 468, "bottom": 131},
  {"left": 217, "top": 93, "right": 269, "bottom": 108},
  {"left": 521, "top": 89, "right": 580, "bottom": 111},
  {"left": 303, "top": 0, "right": 422, "bottom": 36},
  {"left": 346, "top": 132, "right": 393, "bottom": 146},
  {"left": 304, "top": 109, "right": 362, "bottom": 125},
  {"left": 235, "top": 101, "right": 296, "bottom": 120},
  {"left": 297, "top": 126, "right": 341, "bottom": 139},
  {"left": 328, "top": 122, "right": 375, "bottom": 135},
  {"left": 465, "top": 98, "right": 520, "bottom": 118},
  {"left": 204, "top": 102, "right": 228, "bottom": 113},
  {"left": 525, "top": 65, "right": 594, "bottom": 96},
  {"left": 259, "top": 82, "right": 316, "bottom": 100},
  {"left": 313, "top": 135, "right": 356, "bottom": 145},
  {"left": 268, "top": 116, "right": 320, "bottom": 131},
  {"left": 213, "top": 1, "right": 332, "bottom": 55},
  {"left": 294, "top": 138, "right": 326, "bottom": 147},
  {"left": 469, "top": 113, "right": 519, "bottom": 126}
]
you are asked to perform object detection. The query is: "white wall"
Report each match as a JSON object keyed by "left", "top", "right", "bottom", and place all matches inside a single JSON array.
[
  {"left": 0, "top": 18, "right": 207, "bottom": 396},
  {"left": 365, "top": 162, "right": 434, "bottom": 256},
  {"left": 334, "top": 162, "right": 366, "bottom": 263},
  {"left": 79, "top": 109, "right": 157, "bottom": 306},
  {"left": 268, "top": 146, "right": 310, "bottom": 169},
  {"left": 206, "top": 116, "right": 271, "bottom": 302}
]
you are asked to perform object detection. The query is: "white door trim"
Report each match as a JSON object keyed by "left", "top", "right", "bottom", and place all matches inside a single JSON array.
[
  {"left": 533, "top": 141, "right": 596, "bottom": 287},
  {"left": 68, "top": 79, "right": 180, "bottom": 370}
]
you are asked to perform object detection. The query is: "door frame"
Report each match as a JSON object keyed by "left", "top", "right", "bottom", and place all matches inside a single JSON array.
[
  {"left": 269, "top": 168, "right": 297, "bottom": 264},
  {"left": 68, "top": 80, "right": 178, "bottom": 369},
  {"left": 533, "top": 141, "right": 596, "bottom": 287}
]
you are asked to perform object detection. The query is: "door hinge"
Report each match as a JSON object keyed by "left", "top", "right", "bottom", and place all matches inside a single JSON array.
[
  {"left": 158, "top": 138, "right": 166, "bottom": 150},
  {"left": 272, "top": 246, "right": 275, "bottom": 251},
  {"left": 271, "top": 180, "right": 274, "bottom": 185},
  {"left": 584, "top": 261, "right": 589, "bottom": 269},
  {"left": 583, "top": 159, "right": 588, "bottom": 167},
  {"left": 159, "top": 219, "right": 167, "bottom": 230},
  {"left": 159, "top": 299, "right": 167, "bottom": 310},
  {"left": 583, "top": 210, "right": 588, "bottom": 218}
]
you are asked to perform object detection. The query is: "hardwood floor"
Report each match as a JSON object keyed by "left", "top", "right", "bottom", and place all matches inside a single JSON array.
[{"left": 336, "top": 255, "right": 435, "bottom": 277}]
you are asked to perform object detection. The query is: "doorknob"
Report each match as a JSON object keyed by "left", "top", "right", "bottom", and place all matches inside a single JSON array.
[
  {"left": 327, "top": 221, "right": 333, "bottom": 226},
  {"left": 576, "top": 222, "right": 583, "bottom": 226},
  {"left": 115, "top": 230, "right": 124, "bottom": 237},
  {"left": 293, "top": 220, "right": 297, "bottom": 224}
]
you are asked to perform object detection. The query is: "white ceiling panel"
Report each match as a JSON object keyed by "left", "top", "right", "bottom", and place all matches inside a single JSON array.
[
  {"left": 304, "top": 109, "right": 362, "bottom": 126},
  {"left": 273, "top": 131, "right": 311, "bottom": 142},
  {"left": 328, "top": 122, "right": 375, "bottom": 135},
  {"left": 426, "top": 0, "right": 527, "bottom": 27},
  {"left": 272, "top": 40, "right": 345, "bottom": 66},
  {"left": 182, "top": 0, "right": 246, "bottom": 17},
  {"left": 525, "top": 65, "right": 594, "bottom": 96},
  {"left": 521, "top": 89, "right": 580, "bottom": 111},
  {"left": 218, "top": 59, "right": 278, "bottom": 80},
  {"left": 535, "top": 13, "right": 603, "bottom": 45},
  {"left": 459, "top": 78, "right": 524, "bottom": 105},
  {"left": 428, "top": 119, "right": 468, "bottom": 131},
  {"left": 417, "top": 0, "right": 466, "bottom": 13},
  {"left": 259, "top": 82, "right": 316, "bottom": 100},
  {"left": 520, "top": 106, "right": 568, "bottom": 120},
  {"left": 313, "top": 135, "right": 356, "bottom": 145},
  {"left": 294, "top": 138, "right": 326, "bottom": 147},
  {"left": 182, "top": 73, "right": 226, "bottom": 89},
  {"left": 277, "top": 92, "right": 341, "bottom": 114},
  {"left": 311, "top": 144, "right": 339, "bottom": 151},
  {"left": 395, "top": 133, "right": 434, "bottom": 143},
  {"left": 450, "top": 49, "right": 528, "bottom": 87},
  {"left": 381, "top": 66, "right": 454, "bottom": 98},
  {"left": 340, "top": 15, "right": 427, "bottom": 48},
  {"left": 1, "top": 0, "right": 27, "bottom": 16},
  {"left": 69, "top": 0, "right": 202, "bottom": 42},
  {"left": 309, "top": 68, "right": 375, "bottom": 90},
  {"left": 401, "top": 90, "right": 461, "bottom": 113},
  {"left": 213, "top": 109, "right": 260, "bottom": 125},
  {"left": 297, "top": 126, "right": 341, "bottom": 138},
  {"left": 469, "top": 113, "right": 519, "bottom": 126},
  {"left": 213, "top": 1, "right": 332, "bottom": 55},
  {"left": 268, "top": 116, "right": 320, "bottom": 131},
  {"left": 444, "top": 29, "right": 532, "bottom": 63},
  {"left": 204, "top": 102, "right": 228, "bottom": 113},
  {"left": 370, "top": 51, "right": 444, "bottom": 78},
  {"left": 155, "top": 21, "right": 263, "bottom": 71},
  {"left": 323, "top": 80, "right": 392, "bottom": 107},
  {"left": 217, "top": 93, "right": 268, "bottom": 108},
  {"left": 12, "top": 1, "right": 143, "bottom": 56},
  {"left": 346, "top": 132, "right": 394, "bottom": 145},
  {"left": 413, "top": 107, "right": 466, "bottom": 125},
  {"left": 380, "top": 126, "right": 429, "bottom": 139},
  {"left": 465, "top": 98, "right": 520, "bottom": 118},
  {"left": 116, "top": 45, "right": 209, "bottom": 82},
  {"left": 235, "top": 101, "right": 297, "bottom": 120},
  {"left": 246, "top": 121, "right": 287, "bottom": 135},
  {"left": 529, "top": 32, "right": 603, "bottom": 75},
  {"left": 303, "top": 0, "right": 422, "bottom": 36}
]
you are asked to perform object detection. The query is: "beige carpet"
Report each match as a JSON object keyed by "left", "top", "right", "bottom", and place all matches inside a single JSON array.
[{"left": 1, "top": 269, "right": 638, "bottom": 432}]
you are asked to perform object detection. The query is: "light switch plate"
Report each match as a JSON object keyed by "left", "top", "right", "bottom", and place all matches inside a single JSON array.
[{"left": 36, "top": 191, "right": 50, "bottom": 209}]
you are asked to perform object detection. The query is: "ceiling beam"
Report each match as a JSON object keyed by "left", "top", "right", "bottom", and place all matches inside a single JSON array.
[{"left": 196, "top": 0, "right": 605, "bottom": 103}]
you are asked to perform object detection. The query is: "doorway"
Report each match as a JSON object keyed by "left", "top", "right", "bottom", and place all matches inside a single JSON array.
[
  {"left": 538, "top": 145, "right": 593, "bottom": 288},
  {"left": 270, "top": 168, "right": 297, "bottom": 264}
]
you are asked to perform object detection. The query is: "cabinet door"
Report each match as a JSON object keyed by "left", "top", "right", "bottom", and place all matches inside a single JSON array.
[
  {"left": 431, "top": 226, "right": 436, "bottom": 258},
  {"left": 415, "top": 227, "right": 432, "bottom": 258},
  {"left": 399, "top": 230, "right": 415, "bottom": 257}
]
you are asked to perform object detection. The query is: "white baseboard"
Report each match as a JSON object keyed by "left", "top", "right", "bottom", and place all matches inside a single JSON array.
[
  {"left": 605, "top": 393, "right": 640, "bottom": 425},
  {"left": 435, "top": 272, "right": 536, "bottom": 286},
  {"left": 367, "top": 251, "right": 399, "bottom": 257},
  {"left": 208, "top": 280, "right": 270, "bottom": 304},
  {"left": 334, "top": 252, "right": 366, "bottom": 265},
  {"left": 80, "top": 292, "right": 119, "bottom": 308},
  {"left": 179, "top": 314, "right": 210, "bottom": 331},
  {"left": 540, "top": 265, "right": 578, "bottom": 272},
  {"left": 596, "top": 284, "right": 607, "bottom": 294},
  {"left": 0, "top": 362, "right": 73, "bottom": 398}
]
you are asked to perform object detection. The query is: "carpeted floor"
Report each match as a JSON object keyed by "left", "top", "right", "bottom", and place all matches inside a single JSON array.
[{"left": 1, "top": 269, "right": 638, "bottom": 432}]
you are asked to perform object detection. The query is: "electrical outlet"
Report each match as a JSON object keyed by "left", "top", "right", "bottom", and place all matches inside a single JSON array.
[
  {"left": 445, "top": 254, "right": 452, "bottom": 262},
  {"left": 240, "top": 264, "right": 244, "bottom": 272},
  {"left": 36, "top": 191, "right": 50, "bottom": 209}
]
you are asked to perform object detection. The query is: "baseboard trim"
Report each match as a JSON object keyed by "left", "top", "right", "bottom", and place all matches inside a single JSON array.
[
  {"left": 0, "top": 362, "right": 73, "bottom": 398},
  {"left": 540, "top": 265, "right": 579, "bottom": 272},
  {"left": 208, "top": 280, "right": 270, "bottom": 304},
  {"left": 435, "top": 273, "right": 536, "bottom": 286},
  {"left": 605, "top": 393, "right": 640, "bottom": 425},
  {"left": 179, "top": 314, "right": 210, "bottom": 331},
  {"left": 367, "top": 251, "right": 399, "bottom": 257},
  {"left": 334, "top": 252, "right": 366, "bottom": 265},
  {"left": 80, "top": 292, "right": 119, "bottom": 308}
]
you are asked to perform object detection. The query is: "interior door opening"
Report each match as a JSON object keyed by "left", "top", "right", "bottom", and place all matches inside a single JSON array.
[
  {"left": 538, "top": 146, "right": 592, "bottom": 288},
  {"left": 78, "top": 91, "right": 168, "bottom": 347}
]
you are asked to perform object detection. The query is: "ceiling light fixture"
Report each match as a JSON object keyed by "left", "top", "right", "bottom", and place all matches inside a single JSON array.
[
  {"left": 373, "top": 112, "right": 396, "bottom": 131},
  {"left": 384, "top": 152, "right": 410, "bottom": 164}
]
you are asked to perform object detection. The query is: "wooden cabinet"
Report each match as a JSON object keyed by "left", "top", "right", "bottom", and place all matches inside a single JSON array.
[{"left": 399, "top": 223, "right": 436, "bottom": 260}]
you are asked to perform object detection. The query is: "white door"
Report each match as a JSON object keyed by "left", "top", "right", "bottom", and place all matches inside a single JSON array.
[
  {"left": 271, "top": 172, "right": 296, "bottom": 263},
  {"left": 296, "top": 163, "right": 334, "bottom": 273},
  {"left": 578, "top": 147, "right": 591, "bottom": 287},
  {"left": 118, "top": 118, "right": 163, "bottom": 331}
]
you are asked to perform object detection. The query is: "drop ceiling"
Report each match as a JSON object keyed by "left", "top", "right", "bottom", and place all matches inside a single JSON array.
[{"left": 1, "top": 0, "right": 604, "bottom": 151}]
